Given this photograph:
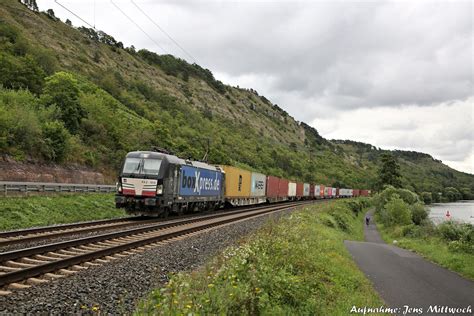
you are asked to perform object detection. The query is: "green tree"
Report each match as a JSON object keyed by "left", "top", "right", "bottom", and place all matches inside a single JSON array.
[
  {"left": 376, "top": 152, "right": 402, "bottom": 190},
  {"left": 41, "top": 72, "right": 86, "bottom": 133}
]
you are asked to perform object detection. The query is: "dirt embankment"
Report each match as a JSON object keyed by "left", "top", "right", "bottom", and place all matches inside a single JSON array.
[{"left": 0, "top": 156, "right": 109, "bottom": 184}]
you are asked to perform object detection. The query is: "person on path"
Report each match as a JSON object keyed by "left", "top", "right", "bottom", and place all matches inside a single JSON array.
[{"left": 365, "top": 216, "right": 370, "bottom": 226}]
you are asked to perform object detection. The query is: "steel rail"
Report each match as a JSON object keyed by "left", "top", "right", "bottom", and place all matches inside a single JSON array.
[{"left": 0, "top": 200, "right": 315, "bottom": 287}]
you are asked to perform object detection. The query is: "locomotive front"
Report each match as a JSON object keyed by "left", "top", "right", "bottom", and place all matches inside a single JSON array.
[{"left": 115, "top": 151, "right": 166, "bottom": 215}]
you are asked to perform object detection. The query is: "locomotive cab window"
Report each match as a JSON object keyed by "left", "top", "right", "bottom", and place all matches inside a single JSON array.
[{"left": 122, "top": 158, "right": 163, "bottom": 176}]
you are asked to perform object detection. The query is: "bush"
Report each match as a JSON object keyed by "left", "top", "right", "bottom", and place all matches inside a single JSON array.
[
  {"left": 411, "top": 203, "right": 428, "bottom": 225},
  {"left": 373, "top": 186, "right": 420, "bottom": 213},
  {"left": 41, "top": 121, "right": 70, "bottom": 162},
  {"left": 384, "top": 195, "right": 412, "bottom": 226},
  {"left": 420, "top": 192, "right": 432, "bottom": 205}
]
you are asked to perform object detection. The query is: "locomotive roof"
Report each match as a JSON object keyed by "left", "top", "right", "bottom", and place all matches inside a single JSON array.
[{"left": 125, "top": 151, "right": 220, "bottom": 172}]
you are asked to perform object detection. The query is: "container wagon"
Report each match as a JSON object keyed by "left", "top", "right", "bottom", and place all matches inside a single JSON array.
[
  {"left": 220, "top": 165, "right": 252, "bottom": 206},
  {"left": 251, "top": 172, "right": 267, "bottom": 204},
  {"left": 320, "top": 185, "right": 325, "bottom": 199},
  {"left": 296, "top": 182, "right": 304, "bottom": 199},
  {"left": 288, "top": 182, "right": 297, "bottom": 200},
  {"left": 314, "top": 185, "right": 321, "bottom": 199},
  {"left": 266, "top": 176, "right": 288, "bottom": 203},
  {"left": 303, "top": 183, "right": 310, "bottom": 199},
  {"left": 332, "top": 188, "right": 337, "bottom": 198},
  {"left": 324, "top": 186, "right": 329, "bottom": 198},
  {"left": 278, "top": 178, "right": 289, "bottom": 201},
  {"left": 360, "top": 189, "right": 370, "bottom": 197},
  {"left": 353, "top": 189, "right": 360, "bottom": 197},
  {"left": 336, "top": 188, "right": 340, "bottom": 198},
  {"left": 309, "top": 184, "right": 315, "bottom": 199}
]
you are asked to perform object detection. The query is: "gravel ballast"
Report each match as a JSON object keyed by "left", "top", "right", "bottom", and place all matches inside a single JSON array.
[{"left": 0, "top": 205, "right": 314, "bottom": 314}]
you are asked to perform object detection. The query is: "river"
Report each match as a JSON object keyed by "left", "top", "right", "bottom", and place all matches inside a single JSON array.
[{"left": 428, "top": 200, "right": 474, "bottom": 225}]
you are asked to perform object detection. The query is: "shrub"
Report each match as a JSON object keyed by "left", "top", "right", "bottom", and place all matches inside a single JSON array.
[
  {"left": 411, "top": 203, "right": 428, "bottom": 225},
  {"left": 373, "top": 186, "right": 420, "bottom": 213},
  {"left": 384, "top": 195, "right": 412, "bottom": 226},
  {"left": 41, "top": 121, "right": 70, "bottom": 162},
  {"left": 420, "top": 192, "right": 432, "bottom": 205}
]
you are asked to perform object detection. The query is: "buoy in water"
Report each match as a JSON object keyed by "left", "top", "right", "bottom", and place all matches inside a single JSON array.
[{"left": 445, "top": 210, "right": 451, "bottom": 219}]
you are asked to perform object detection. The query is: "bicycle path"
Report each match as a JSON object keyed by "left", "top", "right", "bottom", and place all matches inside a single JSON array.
[{"left": 345, "top": 210, "right": 474, "bottom": 314}]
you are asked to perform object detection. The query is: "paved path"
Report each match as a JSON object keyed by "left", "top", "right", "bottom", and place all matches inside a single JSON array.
[{"left": 345, "top": 210, "right": 474, "bottom": 314}]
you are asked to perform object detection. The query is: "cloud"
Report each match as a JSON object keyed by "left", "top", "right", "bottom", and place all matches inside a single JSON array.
[
  {"left": 311, "top": 97, "right": 474, "bottom": 172},
  {"left": 38, "top": 0, "right": 473, "bottom": 173}
]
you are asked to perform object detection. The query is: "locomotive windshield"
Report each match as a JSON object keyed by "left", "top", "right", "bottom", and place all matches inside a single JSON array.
[{"left": 122, "top": 158, "right": 162, "bottom": 177}]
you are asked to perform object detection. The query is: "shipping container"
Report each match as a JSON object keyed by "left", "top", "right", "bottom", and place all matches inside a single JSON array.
[
  {"left": 250, "top": 172, "right": 266, "bottom": 197},
  {"left": 360, "top": 189, "right": 369, "bottom": 197},
  {"left": 296, "top": 182, "right": 304, "bottom": 198},
  {"left": 320, "top": 185, "right": 325, "bottom": 198},
  {"left": 309, "top": 184, "right": 315, "bottom": 198},
  {"left": 220, "top": 165, "right": 251, "bottom": 198},
  {"left": 288, "top": 182, "right": 297, "bottom": 198},
  {"left": 278, "top": 178, "right": 289, "bottom": 198},
  {"left": 328, "top": 187, "right": 333, "bottom": 198},
  {"left": 332, "top": 188, "right": 337, "bottom": 198},
  {"left": 324, "top": 186, "right": 329, "bottom": 198},
  {"left": 314, "top": 185, "right": 321, "bottom": 198},
  {"left": 353, "top": 189, "right": 360, "bottom": 197},
  {"left": 303, "top": 183, "right": 310, "bottom": 197},
  {"left": 266, "top": 176, "right": 280, "bottom": 199}
]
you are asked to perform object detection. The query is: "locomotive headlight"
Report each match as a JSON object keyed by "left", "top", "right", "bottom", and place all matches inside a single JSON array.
[
  {"left": 156, "top": 184, "right": 163, "bottom": 194},
  {"left": 116, "top": 182, "right": 122, "bottom": 193}
]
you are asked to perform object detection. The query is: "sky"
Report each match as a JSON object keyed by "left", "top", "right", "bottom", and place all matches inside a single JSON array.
[{"left": 38, "top": 0, "right": 473, "bottom": 174}]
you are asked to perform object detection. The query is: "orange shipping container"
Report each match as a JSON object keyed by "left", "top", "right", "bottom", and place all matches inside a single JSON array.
[{"left": 220, "top": 165, "right": 251, "bottom": 198}]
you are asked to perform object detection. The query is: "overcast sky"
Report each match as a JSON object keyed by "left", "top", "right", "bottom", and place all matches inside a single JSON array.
[{"left": 38, "top": 0, "right": 473, "bottom": 174}]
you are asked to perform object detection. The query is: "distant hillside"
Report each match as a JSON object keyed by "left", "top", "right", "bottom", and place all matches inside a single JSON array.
[{"left": 0, "top": 1, "right": 472, "bottom": 198}]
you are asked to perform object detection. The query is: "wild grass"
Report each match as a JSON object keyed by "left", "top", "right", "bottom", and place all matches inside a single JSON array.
[
  {"left": 136, "top": 199, "right": 383, "bottom": 315},
  {"left": 377, "top": 223, "right": 474, "bottom": 280},
  {"left": 0, "top": 193, "right": 124, "bottom": 230}
]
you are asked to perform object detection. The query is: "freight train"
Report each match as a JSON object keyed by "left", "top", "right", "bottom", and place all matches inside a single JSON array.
[{"left": 115, "top": 151, "right": 370, "bottom": 216}]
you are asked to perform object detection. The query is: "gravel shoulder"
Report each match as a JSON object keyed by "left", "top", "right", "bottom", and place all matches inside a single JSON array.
[{"left": 0, "top": 207, "right": 299, "bottom": 314}]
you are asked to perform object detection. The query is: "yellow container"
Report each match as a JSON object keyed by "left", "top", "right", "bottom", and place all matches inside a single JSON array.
[{"left": 220, "top": 165, "right": 251, "bottom": 198}]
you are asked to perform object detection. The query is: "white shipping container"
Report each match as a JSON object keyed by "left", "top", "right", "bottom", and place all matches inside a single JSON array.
[
  {"left": 303, "top": 183, "right": 310, "bottom": 196},
  {"left": 288, "top": 182, "right": 297, "bottom": 197},
  {"left": 314, "top": 185, "right": 321, "bottom": 196},
  {"left": 250, "top": 172, "right": 267, "bottom": 197},
  {"left": 324, "top": 187, "right": 329, "bottom": 197},
  {"left": 332, "top": 189, "right": 337, "bottom": 197},
  {"left": 339, "top": 188, "right": 349, "bottom": 197}
]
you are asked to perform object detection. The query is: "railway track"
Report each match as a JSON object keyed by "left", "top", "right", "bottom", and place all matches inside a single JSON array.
[
  {"left": 0, "top": 200, "right": 316, "bottom": 294},
  {"left": 0, "top": 200, "right": 315, "bottom": 248},
  {"left": 0, "top": 216, "right": 154, "bottom": 248}
]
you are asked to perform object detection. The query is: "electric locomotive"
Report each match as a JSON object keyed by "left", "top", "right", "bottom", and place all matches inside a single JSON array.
[{"left": 115, "top": 151, "right": 225, "bottom": 216}]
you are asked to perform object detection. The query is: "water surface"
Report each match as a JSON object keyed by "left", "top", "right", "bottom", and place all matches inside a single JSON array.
[{"left": 428, "top": 200, "right": 474, "bottom": 225}]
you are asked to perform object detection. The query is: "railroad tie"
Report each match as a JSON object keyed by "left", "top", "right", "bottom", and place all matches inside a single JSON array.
[
  {"left": 27, "top": 278, "right": 49, "bottom": 285},
  {"left": 8, "top": 283, "right": 30, "bottom": 289},
  {"left": 0, "top": 265, "right": 21, "bottom": 272},
  {"left": 0, "top": 290, "right": 12, "bottom": 296},
  {"left": 44, "top": 273, "right": 64, "bottom": 279},
  {"left": 6, "top": 261, "right": 35, "bottom": 268},
  {"left": 59, "top": 269, "right": 77, "bottom": 275}
]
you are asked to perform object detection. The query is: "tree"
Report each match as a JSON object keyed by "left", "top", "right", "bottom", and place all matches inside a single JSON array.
[
  {"left": 41, "top": 72, "right": 86, "bottom": 133},
  {"left": 46, "top": 9, "right": 56, "bottom": 20},
  {"left": 376, "top": 152, "right": 402, "bottom": 190}
]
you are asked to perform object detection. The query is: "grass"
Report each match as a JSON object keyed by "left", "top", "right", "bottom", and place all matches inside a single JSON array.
[
  {"left": 136, "top": 199, "right": 384, "bottom": 315},
  {"left": 0, "top": 193, "right": 125, "bottom": 230},
  {"left": 377, "top": 223, "right": 474, "bottom": 280}
]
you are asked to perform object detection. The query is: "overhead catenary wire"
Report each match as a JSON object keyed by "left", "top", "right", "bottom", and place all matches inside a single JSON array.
[
  {"left": 110, "top": 0, "right": 168, "bottom": 54},
  {"left": 54, "top": 0, "right": 96, "bottom": 30},
  {"left": 130, "top": 0, "right": 198, "bottom": 64}
]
